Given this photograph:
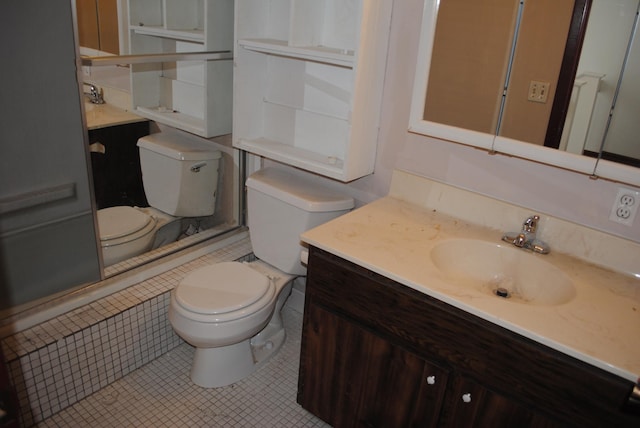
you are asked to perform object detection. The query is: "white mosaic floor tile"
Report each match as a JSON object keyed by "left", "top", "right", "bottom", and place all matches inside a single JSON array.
[{"left": 37, "top": 307, "right": 330, "bottom": 428}]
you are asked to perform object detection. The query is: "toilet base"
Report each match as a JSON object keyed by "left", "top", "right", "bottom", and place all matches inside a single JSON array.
[
  {"left": 189, "top": 315, "right": 288, "bottom": 388},
  {"left": 251, "top": 308, "right": 287, "bottom": 370},
  {"left": 191, "top": 340, "right": 255, "bottom": 388},
  {"left": 189, "top": 284, "right": 292, "bottom": 388}
]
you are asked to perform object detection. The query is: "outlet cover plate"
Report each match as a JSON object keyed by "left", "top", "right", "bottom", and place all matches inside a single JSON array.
[{"left": 609, "top": 187, "right": 640, "bottom": 226}]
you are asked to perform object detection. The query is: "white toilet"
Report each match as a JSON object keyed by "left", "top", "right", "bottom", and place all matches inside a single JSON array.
[
  {"left": 168, "top": 167, "right": 354, "bottom": 388},
  {"left": 97, "top": 132, "right": 222, "bottom": 266}
]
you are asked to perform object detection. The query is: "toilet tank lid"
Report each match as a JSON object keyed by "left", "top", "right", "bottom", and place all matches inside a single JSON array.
[
  {"left": 137, "top": 133, "right": 222, "bottom": 161},
  {"left": 246, "top": 168, "right": 355, "bottom": 212}
]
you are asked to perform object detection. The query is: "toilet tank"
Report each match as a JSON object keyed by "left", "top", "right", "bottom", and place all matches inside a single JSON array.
[
  {"left": 137, "top": 132, "right": 222, "bottom": 217},
  {"left": 246, "top": 168, "right": 354, "bottom": 275}
]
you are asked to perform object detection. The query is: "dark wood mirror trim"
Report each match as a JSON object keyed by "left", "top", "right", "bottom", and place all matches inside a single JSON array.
[{"left": 545, "top": 0, "right": 593, "bottom": 149}]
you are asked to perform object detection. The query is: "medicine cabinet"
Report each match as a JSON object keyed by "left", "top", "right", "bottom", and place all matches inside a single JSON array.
[
  {"left": 128, "top": 0, "right": 233, "bottom": 138},
  {"left": 233, "top": 0, "right": 392, "bottom": 182}
]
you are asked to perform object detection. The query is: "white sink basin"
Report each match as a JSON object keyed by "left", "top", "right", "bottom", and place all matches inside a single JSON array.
[{"left": 430, "top": 239, "right": 575, "bottom": 306}]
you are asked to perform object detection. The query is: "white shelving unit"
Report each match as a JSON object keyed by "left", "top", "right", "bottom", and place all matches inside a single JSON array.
[
  {"left": 128, "top": 0, "right": 233, "bottom": 138},
  {"left": 233, "top": 0, "right": 392, "bottom": 181}
]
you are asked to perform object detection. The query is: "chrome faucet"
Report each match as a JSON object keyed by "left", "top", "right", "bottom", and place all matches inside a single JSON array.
[
  {"left": 83, "top": 82, "right": 105, "bottom": 104},
  {"left": 502, "top": 215, "right": 550, "bottom": 254}
]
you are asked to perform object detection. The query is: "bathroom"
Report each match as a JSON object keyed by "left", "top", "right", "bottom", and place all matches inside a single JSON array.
[{"left": 1, "top": 0, "right": 639, "bottom": 426}]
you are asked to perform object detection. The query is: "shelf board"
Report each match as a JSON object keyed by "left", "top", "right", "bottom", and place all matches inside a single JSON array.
[
  {"left": 235, "top": 138, "right": 347, "bottom": 180},
  {"left": 238, "top": 38, "right": 355, "bottom": 68},
  {"left": 134, "top": 106, "right": 208, "bottom": 137},
  {"left": 131, "top": 25, "right": 205, "bottom": 43}
]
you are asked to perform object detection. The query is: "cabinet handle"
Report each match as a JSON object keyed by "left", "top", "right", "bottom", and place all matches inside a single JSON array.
[
  {"left": 426, "top": 375, "right": 436, "bottom": 385},
  {"left": 462, "top": 393, "right": 472, "bottom": 403},
  {"left": 89, "top": 142, "right": 106, "bottom": 154}
]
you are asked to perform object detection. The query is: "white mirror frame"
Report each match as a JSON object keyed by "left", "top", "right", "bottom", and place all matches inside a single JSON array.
[{"left": 408, "top": 0, "right": 640, "bottom": 188}]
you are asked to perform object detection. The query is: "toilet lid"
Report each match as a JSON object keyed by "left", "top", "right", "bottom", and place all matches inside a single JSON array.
[
  {"left": 97, "top": 206, "right": 153, "bottom": 241},
  {"left": 175, "top": 262, "right": 272, "bottom": 315}
]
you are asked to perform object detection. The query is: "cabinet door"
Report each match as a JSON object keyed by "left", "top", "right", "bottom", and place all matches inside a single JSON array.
[
  {"left": 299, "top": 302, "right": 449, "bottom": 427},
  {"left": 0, "top": 347, "right": 19, "bottom": 427},
  {"left": 299, "top": 302, "right": 371, "bottom": 427},
  {"left": 357, "top": 335, "right": 449, "bottom": 428},
  {"left": 438, "top": 375, "right": 561, "bottom": 428},
  {"left": 89, "top": 121, "right": 150, "bottom": 209}
]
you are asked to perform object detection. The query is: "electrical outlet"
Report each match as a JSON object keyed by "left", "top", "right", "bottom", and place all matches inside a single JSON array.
[{"left": 609, "top": 187, "right": 640, "bottom": 226}]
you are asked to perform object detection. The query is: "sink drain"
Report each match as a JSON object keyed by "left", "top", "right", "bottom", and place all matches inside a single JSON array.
[{"left": 495, "top": 287, "right": 510, "bottom": 298}]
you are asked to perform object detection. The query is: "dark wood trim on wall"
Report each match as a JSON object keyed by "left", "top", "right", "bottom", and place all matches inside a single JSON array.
[
  {"left": 584, "top": 150, "right": 640, "bottom": 168},
  {"left": 545, "top": 0, "right": 593, "bottom": 148}
]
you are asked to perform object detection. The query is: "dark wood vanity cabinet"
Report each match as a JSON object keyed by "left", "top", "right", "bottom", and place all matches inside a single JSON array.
[
  {"left": 297, "top": 247, "right": 639, "bottom": 428},
  {"left": 88, "top": 121, "right": 150, "bottom": 210},
  {"left": 0, "top": 349, "right": 18, "bottom": 428}
]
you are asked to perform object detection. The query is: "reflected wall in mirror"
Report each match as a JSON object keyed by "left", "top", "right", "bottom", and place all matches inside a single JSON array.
[
  {"left": 410, "top": 0, "right": 640, "bottom": 187},
  {"left": 76, "top": 0, "right": 120, "bottom": 54}
]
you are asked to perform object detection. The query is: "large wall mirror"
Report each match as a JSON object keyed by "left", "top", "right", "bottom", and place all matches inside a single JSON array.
[
  {"left": 73, "top": 0, "right": 239, "bottom": 278},
  {"left": 410, "top": 0, "right": 640, "bottom": 187}
]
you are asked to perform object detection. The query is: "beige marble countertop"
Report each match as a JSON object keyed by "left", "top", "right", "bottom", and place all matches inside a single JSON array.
[
  {"left": 84, "top": 101, "right": 145, "bottom": 130},
  {"left": 302, "top": 193, "right": 640, "bottom": 383}
]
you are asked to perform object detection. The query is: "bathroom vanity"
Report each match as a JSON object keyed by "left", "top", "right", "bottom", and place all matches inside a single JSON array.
[
  {"left": 88, "top": 121, "right": 150, "bottom": 209},
  {"left": 298, "top": 247, "right": 637, "bottom": 427},
  {"left": 0, "top": 348, "right": 18, "bottom": 427},
  {"left": 83, "top": 97, "right": 150, "bottom": 209},
  {"left": 297, "top": 172, "right": 640, "bottom": 427}
]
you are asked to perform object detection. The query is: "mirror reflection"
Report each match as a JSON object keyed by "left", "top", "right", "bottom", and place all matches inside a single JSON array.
[
  {"left": 420, "top": 0, "right": 640, "bottom": 169},
  {"left": 575, "top": 0, "right": 640, "bottom": 167},
  {"left": 76, "top": 1, "right": 238, "bottom": 278},
  {"left": 424, "top": 0, "right": 577, "bottom": 144},
  {"left": 76, "top": 0, "right": 120, "bottom": 54}
]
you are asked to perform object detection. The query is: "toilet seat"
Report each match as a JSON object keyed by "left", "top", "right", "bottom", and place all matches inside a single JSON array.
[
  {"left": 97, "top": 206, "right": 156, "bottom": 247},
  {"left": 173, "top": 262, "right": 276, "bottom": 323}
]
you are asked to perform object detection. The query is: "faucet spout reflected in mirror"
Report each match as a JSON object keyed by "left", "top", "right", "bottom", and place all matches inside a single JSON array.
[
  {"left": 502, "top": 214, "right": 550, "bottom": 254},
  {"left": 83, "top": 82, "right": 105, "bottom": 104}
]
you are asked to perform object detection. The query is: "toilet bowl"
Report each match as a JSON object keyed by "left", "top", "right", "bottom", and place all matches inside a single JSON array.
[
  {"left": 98, "top": 206, "right": 158, "bottom": 266},
  {"left": 169, "top": 260, "right": 294, "bottom": 387},
  {"left": 96, "top": 131, "right": 221, "bottom": 266},
  {"left": 168, "top": 167, "right": 354, "bottom": 388}
]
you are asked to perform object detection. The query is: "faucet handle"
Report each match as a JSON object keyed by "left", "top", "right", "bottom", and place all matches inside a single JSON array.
[{"left": 522, "top": 215, "right": 540, "bottom": 233}]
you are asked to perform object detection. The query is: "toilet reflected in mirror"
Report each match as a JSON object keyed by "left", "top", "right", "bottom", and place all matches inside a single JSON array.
[{"left": 94, "top": 130, "right": 222, "bottom": 267}]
